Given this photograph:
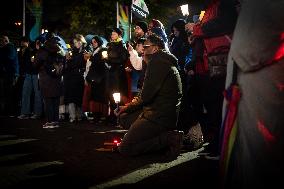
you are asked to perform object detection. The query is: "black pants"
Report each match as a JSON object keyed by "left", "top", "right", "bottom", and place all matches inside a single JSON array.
[
  {"left": 44, "top": 97, "right": 60, "bottom": 123},
  {"left": 0, "top": 76, "right": 17, "bottom": 116},
  {"left": 195, "top": 74, "right": 225, "bottom": 154}
]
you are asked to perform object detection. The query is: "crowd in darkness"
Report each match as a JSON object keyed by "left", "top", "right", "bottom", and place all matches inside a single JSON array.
[{"left": 1, "top": 0, "right": 284, "bottom": 188}]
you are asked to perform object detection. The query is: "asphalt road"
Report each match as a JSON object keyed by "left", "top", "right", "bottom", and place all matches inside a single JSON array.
[{"left": 0, "top": 116, "right": 219, "bottom": 189}]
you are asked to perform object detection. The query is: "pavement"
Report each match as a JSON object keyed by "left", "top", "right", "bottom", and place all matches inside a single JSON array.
[{"left": 0, "top": 116, "right": 219, "bottom": 189}]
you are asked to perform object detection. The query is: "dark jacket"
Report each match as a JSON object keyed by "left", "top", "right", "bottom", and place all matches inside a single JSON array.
[
  {"left": 106, "top": 40, "right": 129, "bottom": 97},
  {"left": 63, "top": 48, "right": 85, "bottom": 105},
  {"left": 0, "top": 43, "right": 19, "bottom": 77},
  {"left": 35, "top": 39, "right": 65, "bottom": 98},
  {"left": 87, "top": 47, "right": 108, "bottom": 102},
  {"left": 124, "top": 50, "right": 183, "bottom": 129},
  {"left": 18, "top": 47, "right": 38, "bottom": 75}
]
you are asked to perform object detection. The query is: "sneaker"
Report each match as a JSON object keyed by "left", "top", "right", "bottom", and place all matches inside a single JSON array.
[
  {"left": 43, "top": 122, "right": 53, "bottom": 128},
  {"left": 69, "top": 118, "right": 75, "bottom": 123},
  {"left": 43, "top": 122, "right": 59, "bottom": 129},
  {"left": 49, "top": 122, "right": 59, "bottom": 128},
  {"left": 18, "top": 114, "right": 30, "bottom": 119},
  {"left": 166, "top": 130, "right": 184, "bottom": 158},
  {"left": 30, "top": 114, "right": 41, "bottom": 119}
]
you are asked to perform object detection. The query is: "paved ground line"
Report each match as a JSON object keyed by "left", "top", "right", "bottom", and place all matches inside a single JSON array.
[{"left": 91, "top": 147, "right": 204, "bottom": 189}]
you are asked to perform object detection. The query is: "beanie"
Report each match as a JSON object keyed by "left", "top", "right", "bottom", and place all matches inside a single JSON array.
[
  {"left": 136, "top": 21, "right": 148, "bottom": 33},
  {"left": 112, "top": 28, "right": 123, "bottom": 36}
]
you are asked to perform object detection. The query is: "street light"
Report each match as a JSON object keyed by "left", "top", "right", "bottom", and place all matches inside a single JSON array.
[
  {"left": 15, "top": 21, "right": 22, "bottom": 26},
  {"left": 180, "top": 4, "right": 189, "bottom": 22},
  {"left": 180, "top": 4, "right": 189, "bottom": 17}
]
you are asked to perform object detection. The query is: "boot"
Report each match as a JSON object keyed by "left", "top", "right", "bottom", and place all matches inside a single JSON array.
[{"left": 166, "top": 130, "right": 184, "bottom": 158}]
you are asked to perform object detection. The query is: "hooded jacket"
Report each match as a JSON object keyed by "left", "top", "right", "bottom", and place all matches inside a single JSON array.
[{"left": 124, "top": 50, "right": 183, "bottom": 129}]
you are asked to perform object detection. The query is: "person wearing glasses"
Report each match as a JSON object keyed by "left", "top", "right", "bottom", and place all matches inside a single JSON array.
[{"left": 115, "top": 34, "right": 183, "bottom": 158}]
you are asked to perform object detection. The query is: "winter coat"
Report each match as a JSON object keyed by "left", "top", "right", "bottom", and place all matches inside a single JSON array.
[
  {"left": 106, "top": 40, "right": 129, "bottom": 96},
  {"left": 35, "top": 48, "right": 64, "bottom": 98},
  {"left": 0, "top": 43, "right": 19, "bottom": 77},
  {"left": 63, "top": 48, "right": 85, "bottom": 105},
  {"left": 87, "top": 47, "right": 108, "bottom": 102},
  {"left": 18, "top": 47, "right": 38, "bottom": 75},
  {"left": 192, "top": 0, "right": 238, "bottom": 75}
]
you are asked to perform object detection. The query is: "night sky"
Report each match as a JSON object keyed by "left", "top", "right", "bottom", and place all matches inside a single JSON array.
[
  {"left": 0, "top": 0, "right": 73, "bottom": 34},
  {"left": 1, "top": 0, "right": 203, "bottom": 38}
]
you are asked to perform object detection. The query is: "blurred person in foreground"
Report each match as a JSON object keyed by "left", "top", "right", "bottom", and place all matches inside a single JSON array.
[
  {"left": 220, "top": 0, "right": 284, "bottom": 188},
  {"left": 115, "top": 34, "right": 183, "bottom": 158}
]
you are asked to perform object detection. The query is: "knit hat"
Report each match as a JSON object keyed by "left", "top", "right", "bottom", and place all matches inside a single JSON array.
[
  {"left": 112, "top": 28, "right": 123, "bottom": 36},
  {"left": 136, "top": 21, "right": 148, "bottom": 33}
]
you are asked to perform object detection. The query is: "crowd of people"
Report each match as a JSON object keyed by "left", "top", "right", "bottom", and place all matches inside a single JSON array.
[{"left": 1, "top": 0, "right": 284, "bottom": 187}]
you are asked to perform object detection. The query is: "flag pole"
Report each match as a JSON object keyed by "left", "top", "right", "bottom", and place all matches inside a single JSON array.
[
  {"left": 23, "top": 0, "right": 26, "bottom": 36},
  {"left": 129, "top": 0, "right": 132, "bottom": 40},
  {"left": 116, "top": 1, "right": 119, "bottom": 28}
]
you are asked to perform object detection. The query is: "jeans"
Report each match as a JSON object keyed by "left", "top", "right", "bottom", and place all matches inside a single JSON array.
[{"left": 20, "top": 74, "right": 43, "bottom": 115}]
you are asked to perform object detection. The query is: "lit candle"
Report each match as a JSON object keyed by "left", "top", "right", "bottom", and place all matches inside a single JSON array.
[
  {"left": 102, "top": 51, "right": 108, "bottom": 59},
  {"left": 113, "top": 92, "right": 121, "bottom": 103}
]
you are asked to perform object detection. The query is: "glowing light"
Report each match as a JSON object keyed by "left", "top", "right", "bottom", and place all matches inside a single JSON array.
[
  {"left": 41, "top": 29, "right": 48, "bottom": 34},
  {"left": 15, "top": 21, "right": 22, "bottom": 26},
  {"left": 273, "top": 44, "right": 284, "bottom": 61},
  {"left": 102, "top": 51, "right": 108, "bottom": 59},
  {"left": 180, "top": 4, "right": 189, "bottom": 16},
  {"left": 199, "top": 11, "right": 205, "bottom": 21},
  {"left": 113, "top": 93, "right": 121, "bottom": 103}
]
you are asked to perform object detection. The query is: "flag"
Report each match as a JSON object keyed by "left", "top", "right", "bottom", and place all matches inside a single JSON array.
[
  {"left": 118, "top": 4, "right": 130, "bottom": 42},
  {"left": 132, "top": 0, "right": 149, "bottom": 19},
  {"left": 28, "top": 0, "right": 43, "bottom": 41},
  {"left": 220, "top": 84, "right": 241, "bottom": 183}
]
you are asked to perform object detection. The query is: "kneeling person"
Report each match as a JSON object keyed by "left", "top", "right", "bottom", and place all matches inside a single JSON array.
[{"left": 115, "top": 34, "right": 183, "bottom": 157}]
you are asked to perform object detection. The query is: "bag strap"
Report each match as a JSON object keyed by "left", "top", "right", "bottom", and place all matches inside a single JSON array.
[
  {"left": 231, "top": 60, "right": 238, "bottom": 85},
  {"left": 225, "top": 35, "right": 232, "bottom": 43}
]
